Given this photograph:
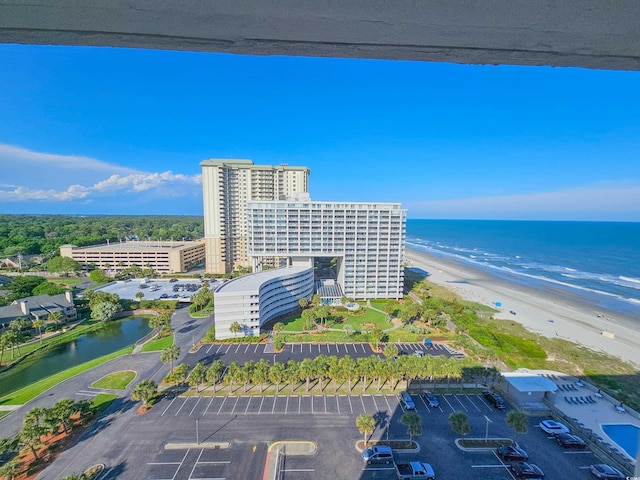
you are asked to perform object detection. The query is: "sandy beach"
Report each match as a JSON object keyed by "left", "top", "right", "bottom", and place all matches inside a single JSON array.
[{"left": 405, "top": 247, "right": 640, "bottom": 367}]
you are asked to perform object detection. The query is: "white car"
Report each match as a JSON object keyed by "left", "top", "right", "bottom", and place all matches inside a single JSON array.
[{"left": 539, "top": 419, "right": 569, "bottom": 436}]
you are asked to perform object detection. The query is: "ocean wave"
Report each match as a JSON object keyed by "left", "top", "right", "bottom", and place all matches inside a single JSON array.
[{"left": 620, "top": 276, "right": 640, "bottom": 284}]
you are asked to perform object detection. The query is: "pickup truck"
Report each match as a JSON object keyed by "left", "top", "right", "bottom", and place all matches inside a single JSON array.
[{"left": 394, "top": 461, "right": 436, "bottom": 480}]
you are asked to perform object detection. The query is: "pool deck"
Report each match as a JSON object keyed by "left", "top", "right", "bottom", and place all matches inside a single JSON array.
[{"left": 542, "top": 370, "right": 639, "bottom": 464}]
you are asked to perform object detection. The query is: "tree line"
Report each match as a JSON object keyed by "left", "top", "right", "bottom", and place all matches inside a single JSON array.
[{"left": 0, "top": 214, "right": 203, "bottom": 260}]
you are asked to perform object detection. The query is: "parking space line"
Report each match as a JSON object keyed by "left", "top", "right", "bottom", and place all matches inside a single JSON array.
[
  {"left": 216, "top": 396, "right": 228, "bottom": 415},
  {"left": 360, "top": 344, "right": 366, "bottom": 353},
  {"left": 175, "top": 397, "right": 189, "bottom": 416},
  {"left": 454, "top": 395, "right": 469, "bottom": 411},
  {"left": 188, "top": 449, "right": 204, "bottom": 480},
  {"left": 476, "top": 395, "right": 493, "bottom": 411},
  {"left": 442, "top": 395, "right": 456, "bottom": 412},
  {"left": 285, "top": 396, "right": 290, "bottom": 413},
  {"left": 311, "top": 395, "right": 314, "bottom": 414},
  {"left": 244, "top": 344, "right": 250, "bottom": 353},
  {"left": 466, "top": 395, "right": 482, "bottom": 412},
  {"left": 206, "top": 344, "right": 214, "bottom": 354},
  {"left": 360, "top": 395, "right": 366, "bottom": 412},
  {"left": 244, "top": 397, "right": 252, "bottom": 415},
  {"left": 204, "top": 395, "right": 216, "bottom": 415},
  {"left": 371, "top": 395, "right": 379, "bottom": 412},
  {"left": 384, "top": 395, "right": 392, "bottom": 412},
  {"left": 258, "top": 396, "right": 265, "bottom": 413},
  {"left": 418, "top": 394, "right": 431, "bottom": 412},
  {"left": 298, "top": 395, "right": 302, "bottom": 414},
  {"left": 173, "top": 449, "right": 189, "bottom": 480},
  {"left": 254, "top": 344, "right": 260, "bottom": 353},
  {"left": 231, "top": 396, "right": 240, "bottom": 414},
  {"left": 234, "top": 345, "right": 240, "bottom": 353},
  {"left": 324, "top": 395, "right": 327, "bottom": 413},
  {"left": 223, "top": 345, "right": 231, "bottom": 353},
  {"left": 348, "top": 395, "right": 353, "bottom": 414},
  {"left": 272, "top": 396, "right": 277, "bottom": 414},
  {"left": 189, "top": 396, "right": 202, "bottom": 416}
]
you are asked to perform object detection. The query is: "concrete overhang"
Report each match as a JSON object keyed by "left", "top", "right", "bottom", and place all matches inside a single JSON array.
[{"left": 1, "top": 1, "right": 639, "bottom": 71}]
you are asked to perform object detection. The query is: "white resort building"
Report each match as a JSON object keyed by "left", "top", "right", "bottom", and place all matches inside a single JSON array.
[
  {"left": 212, "top": 195, "right": 406, "bottom": 339},
  {"left": 200, "top": 159, "right": 310, "bottom": 275}
]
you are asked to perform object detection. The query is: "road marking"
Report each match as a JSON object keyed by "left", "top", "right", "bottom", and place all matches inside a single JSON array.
[
  {"left": 206, "top": 344, "right": 214, "bottom": 354},
  {"left": 466, "top": 395, "right": 482, "bottom": 412},
  {"left": 371, "top": 395, "right": 379, "bottom": 411},
  {"left": 76, "top": 391, "right": 97, "bottom": 397},
  {"left": 205, "top": 394, "right": 216, "bottom": 415},
  {"left": 384, "top": 395, "right": 392, "bottom": 411},
  {"left": 198, "top": 461, "right": 231, "bottom": 464},
  {"left": 245, "top": 396, "right": 252, "bottom": 414},
  {"left": 471, "top": 465, "right": 509, "bottom": 468},
  {"left": 254, "top": 343, "right": 260, "bottom": 353},
  {"left": 336, "top": 395, "right": 340, "bottom": 414},
  {"left": 454, "top": 394, "right": 469, "bottom": 411},
  {"left": 442, "top": 394, "right": 456, "bottom": 412},
  {"left": 272, "top": 396, "right": 277, "bottom": 414},
  {"left": 216, "top": 396, "right": 228, "bottom": 415},
  {"left": 298, "top": 395, "right": 301, "bottom": 414},
  {"left": 283, "top": 469, "right": 315, "bottom": 472},
  {"left": 172, "top": 449, "right": 189, "bottom": 480},
  {"left": 234, "top": 344, "right": 240, "bottom": 353},
  {"left": 324, "top": 395, "right": 327, "bottom": 413},
  {"left": 360, "top": 395, "right": 367, "bottom": 412},
  {"left": 161, "top": 396, "right": 177, "bottom": 416},
  {"left": 348, "top": 395, "right": 353, "bottom": 414},
  {"left": 189, "top": 396, "right": 202, "bottom": 416},
  {"left": 360, "top": 344, "right": 366, "bottom": 353},
  {"left": 418, "top": 394, "right": 430, "bottom": 411},
  {"left": 175, "top": 397, "right": 189, "bottom": 416},
  {"left": 285, "top": 395, "right": 290, "bottom": 413},
  {"left": 311, "top": 395, "right": 314, "bottom": 414},
  {"left": 244, "top": 344, "right": 250, "bottom": 353},
  {"left": 188, "top": 449, "right": 204, "bottom": 479},
  {"left": 231, "top": 396, "right": 240, "bottom": 414},
  {"left": 258, "top": 396, "right": 265, "bottom": 414}
]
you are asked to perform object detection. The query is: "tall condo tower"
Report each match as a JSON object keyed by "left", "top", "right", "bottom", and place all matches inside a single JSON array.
[{"left": 200, "top": 159, "right": 310, "bottom": 274}]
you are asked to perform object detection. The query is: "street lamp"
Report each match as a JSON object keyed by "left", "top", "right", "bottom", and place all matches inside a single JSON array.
[{"left": 484, "top": 415, "right": 493, "bottom": 440}]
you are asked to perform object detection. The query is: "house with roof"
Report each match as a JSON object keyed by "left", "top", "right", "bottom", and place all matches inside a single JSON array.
[{"left": 0, "top": 291, "right": 77, "bottom": 329}]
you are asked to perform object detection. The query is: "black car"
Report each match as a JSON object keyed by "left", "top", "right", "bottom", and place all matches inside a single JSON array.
[
  {"left": 482, "top": 390, "right": 506, "bottom": 409},
  {"left": 510, "top": 462, "right": 545, "bottom": 479},
  {"left": 496, "top": 445, "right": 529, "bottom": 461},
  {"left": 556, "top": 433, "right": 586, "bottom": 449}
]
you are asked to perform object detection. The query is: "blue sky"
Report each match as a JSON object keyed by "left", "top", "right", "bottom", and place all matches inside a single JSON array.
[{"left": 1, "top": 44, "right": 639, "bottom": 220}]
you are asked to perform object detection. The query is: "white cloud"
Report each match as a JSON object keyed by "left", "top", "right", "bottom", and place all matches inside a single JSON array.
[
  {"left": 406, "top": 181, "right": 640, "bottom": 221},
  {"left": 0, "top": 144, "right": 202, "bottom": 203}
]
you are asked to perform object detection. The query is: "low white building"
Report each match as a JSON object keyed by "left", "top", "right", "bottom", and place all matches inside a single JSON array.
[{"left": 214, "top": 263, "right": 314, "bottom": 339}]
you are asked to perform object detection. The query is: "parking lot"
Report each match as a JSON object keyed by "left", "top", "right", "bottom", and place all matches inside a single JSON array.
[
  {"left": 93, "top": 278, "right": 223, "bottom": 301},
  {"left": 140, "top": 388, "right": 606, "bottom": 480},
  {"left": 187, "top": 341, "right": 465, "bottom": 368}
]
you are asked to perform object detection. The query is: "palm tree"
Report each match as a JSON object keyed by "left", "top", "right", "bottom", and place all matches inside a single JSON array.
[
  {"left": 206, "top": 360, "right": 225, "bottom": 393},
  {"left": 0, "top": 461, "right": 19, "bottom": 480},
  {"left": 161, "top": 345, "right": 180, "bottom": 372},
  {"left": 131, "top": 379, "right": 158, "bottom": 409},
  {"left": 401, "top": 412, "right": 422, "bottom": 443},
  {"left": 506, "top": 410, "right": 528, "bottom": 442},
  {"left": 229, "top": 321, "right": 242, "bottom": 338},
  {"left": 268, "top": 362, "right": 286, "bottom": 393},
  {"left": 48, "top": 310, "right": 64, "bottom": 327},
  {"left": 339, "top": 356, "right": 358, "bottom": 393},
  {"left": 252, "top": 359, "right": 271, "bottom": 393},
  {"left": 49, "top": 398, "right": 76, "bottom": 434},
  {"left": 298, "top": 297, "right": 309, "bottom": 309},
  {"left": 189, "top": 363, "right": 207, "bottom": 393},
  {"left": 448, "top": 411, "right": 472, "bottom": 436},
  {"left": 298, "top": 358, "right": 315, "bottom": 393},
  {"left": 135, "top": 291, "right": 144, "bottom": 303},
  {"left": 32, "top": 319, "right": 45, "bottom": 343},
  {"left": 0, "top": 333, "right": 12, "bottom": 363},
  {"left": 382, "top": 343, "right": 398, "bottom": 359},
  {"left": 314, "top": 355, "right": 329, "bottom": 392},
  {"left": 356, "top": 413, "right": 376, "bottom": 447},
  {"left": 272, "top": 322, "right": 285, "bottom": 336},
  {"left": 382, "top": 302, "right": 396, "bottom": 322}
]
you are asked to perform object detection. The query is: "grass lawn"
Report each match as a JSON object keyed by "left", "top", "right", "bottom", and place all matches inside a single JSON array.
[
  {"left": 92, "top": 393, "right": 118, "bottom": 413},
  {"left": 280, "top": 306, "right": 389, "bottom": 333},
  {"left": 91, "top": 370, "right": 136, "bottom": 390},
  {"left": 49, "top": 278, "right": 83, "bottom": 285},
  {"left": 0, "top": 346, "right": 133, "bottom": 406},
  {"left": 140, "top": 334, "right": 174, "bottom": 352}
]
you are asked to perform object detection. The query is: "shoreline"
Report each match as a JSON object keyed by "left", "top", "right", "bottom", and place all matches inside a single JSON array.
[{"left": 405, "top": 247, "right": 640, "bottom": 367}]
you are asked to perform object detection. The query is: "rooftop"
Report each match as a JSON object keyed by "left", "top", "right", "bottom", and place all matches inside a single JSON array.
[
  {"left": 215, "top": 266, "right": 312, "bottom": 295},
  {"left": 64, "top": 240, "right": 203, "bottom": 252},
  {"left": 502, "top": 371, "right": 558, "bottom": 392}
]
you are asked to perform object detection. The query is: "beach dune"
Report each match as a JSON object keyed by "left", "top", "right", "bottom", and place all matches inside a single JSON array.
[{"left": 405, "top": 247, "right": 640, "bottom": 367}]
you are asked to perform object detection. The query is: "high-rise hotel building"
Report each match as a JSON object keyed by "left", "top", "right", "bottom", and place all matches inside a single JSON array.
[{"left": 200, "top": 159, "right": 310, "bottom": 274}]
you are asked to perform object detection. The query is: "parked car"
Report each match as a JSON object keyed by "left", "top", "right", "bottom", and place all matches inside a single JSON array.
[
  {"left": 423, "top": 391, "right": 439, "bottom": 408},
  {"left": 539, "top": 420, "right": 569, "bottom": 436},
  {"left": 361, "top": 445, "right": 394, "bottom": 465},
  {"left": 509, "top": 462, "right": 545, "bottom": 479},
  {"left": 482, "top": 390, "right": 506, "bottom": 409},
  {"left": 496, "top": 445, "right": 529, "bottom": 461},
  {"left": 400, "top": 391, "right": 416, "bottom": 410},
  {"left": 589, "top": 464, "right": 625, "bottom": 479},
  {"left": 394, "top": 461, "right": 435, "bottom": 480},
  {"left": 414, "top": 351, "right": 425, "bottom": 357},
  {"left": 556, "top": 433, "right": 586, "bottom": 449}
]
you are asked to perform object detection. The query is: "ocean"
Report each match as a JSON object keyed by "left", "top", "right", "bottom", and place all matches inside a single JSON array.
[{"left": 405, "top": 220, "right": 640, "bottom": 317}]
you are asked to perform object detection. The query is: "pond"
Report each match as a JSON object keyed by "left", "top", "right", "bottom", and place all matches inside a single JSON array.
[{"left": 0, "top": 317, "right": 151, "bottom": 395}]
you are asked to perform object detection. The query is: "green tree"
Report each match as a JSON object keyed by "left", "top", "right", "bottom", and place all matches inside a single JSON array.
[
  {"left": 89, "top": 269, "right": 110, "bottom": 284},
  {"left": 49, "top": 398, "right": 76, "bottom": 434},
  {"left": 506, "top": 410, "right": 528, "bottom": 441},
  {"left": 268, "top": 362, "right": 287, "bottom": 393},
  {"left": 229, "top": 321, "right": 242, "bottom": 338},
  {"left": 298, "top": 297, "right": 309, "bottom": 309},
  {"left": 46, "top": 256, "right": 82, "bottom": 276},
  {"left": 311, "top": 294, "right": 322, "bottom": 307},
  {"left": 371, "top": 328, "right": 385, "bottom": 351},
  {"left": 383, "top": 343, "right": 398, "bottom": 359},
  {"left": 0, "top": 460, "right": 20, "bottom": 480},
  {"left": 0, "top": 333, "right": 12, "bottom": 363},
  {"left": 382, "top": 301, "right": 396, "bottom": 322},
  {"left": 272, "top": 322, "right": 285, "bottom": 336},
  {"left": 47, "top": 310, "right": 63, "bottom": 327},
  {"left": 252, "top": 359, "right": 271, "bottom": 393},
  {"left": 131, "top": 379, "right": 158, "bottom": 409},
  {"left": 32, "top": 281, "right": 67, "bottom": 296},
  {"left": 19, "top": 407, "right": 53, "bottom": 460},
  {"left": 9, "top": 317, "right": 31, "bottom": 332},
  {"left": 401, "top": 412, "right": 422, "bottom": 442},
  {"left": 356, "top": 413, "right": 376, "bottom": 447},
  {"left": 343, "top": 324, "right": 355, "bottom": 337},
  {"left": 339, "top": 356, "right": 358, "bottom": 393},
  {"left": 189, "top": 363, "right": 207, "bottom": 393},
  {"left": 161, "top": 344, "right": 181, "bottom": 372},
  {"left": 448, "top": 411, "right": 472, "bottom": 436},
  {"left": 2, "top": 330, "right": 22, "bottom": 359},
  {"left": 135, "top": 291, "right": 144, "bottom": 302},
  {"left": 301, "top": 308, "right": 317, "bottom": 330},
  {"left": 206, "top": 360, "right": 225, "bottom": 393},
  {"left": 32, "top": 319, "right": 45, "bottom": 343},
  {"left": 90, "top": 301, "right": 120, "bottom": 322},
  {"left": 5, "top": 275, "right": 46, "bottom": 299}
]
